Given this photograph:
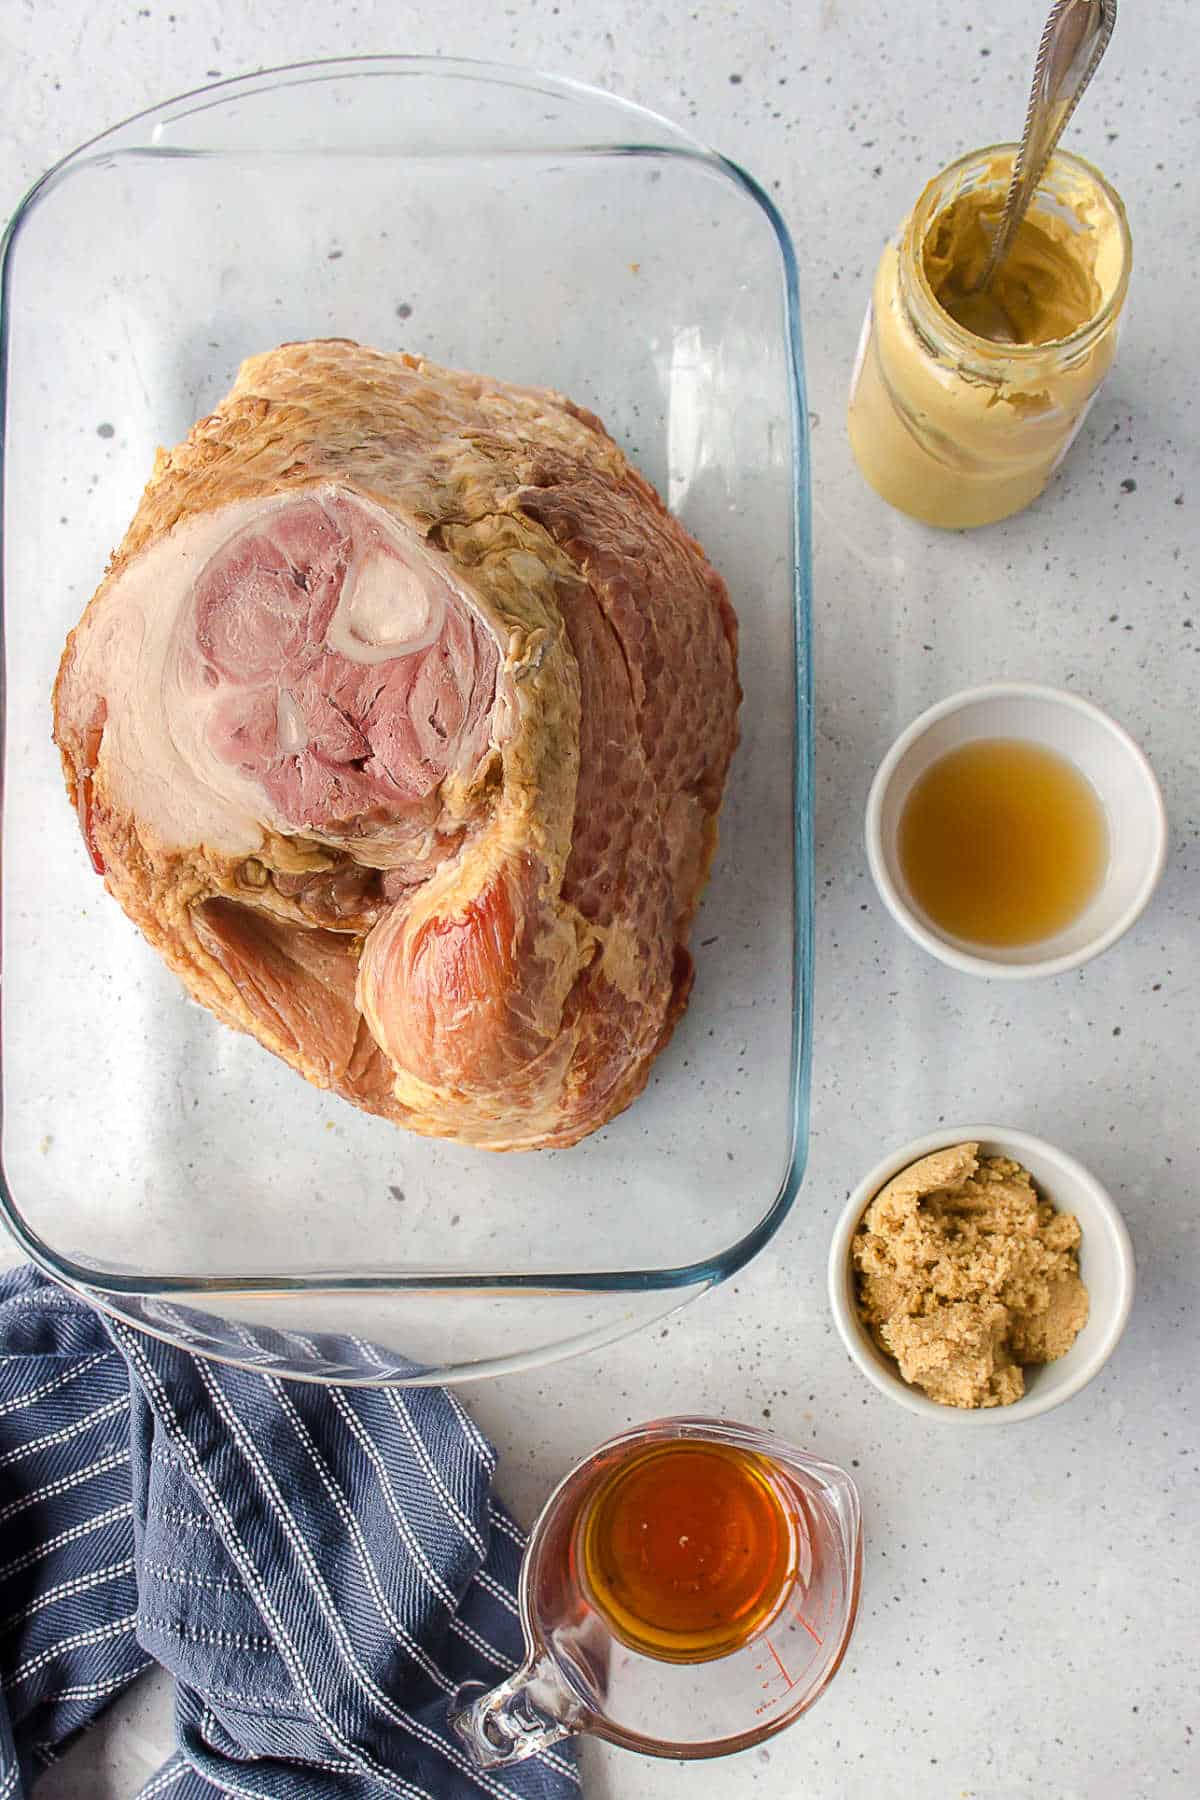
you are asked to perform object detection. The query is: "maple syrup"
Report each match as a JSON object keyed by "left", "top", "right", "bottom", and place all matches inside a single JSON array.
[
  {"left": 573, "top": 1439, "right": 800, "bottom": 1664},
  {"left": 898, "top": 737, "right": 1109, "bottom": 949}
]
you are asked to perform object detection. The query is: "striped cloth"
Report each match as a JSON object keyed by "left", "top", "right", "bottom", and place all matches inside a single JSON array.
[{"left": 0, "top": 1266, "right": 579, "bottom": 1799}]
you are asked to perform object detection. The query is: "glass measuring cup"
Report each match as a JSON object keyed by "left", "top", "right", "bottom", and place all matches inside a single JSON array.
[{"left": 450, "top": 1416, "right": 863, "bottom": 1764}]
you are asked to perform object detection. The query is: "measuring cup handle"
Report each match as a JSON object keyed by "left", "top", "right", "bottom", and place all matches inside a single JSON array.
[{"left": 450, "top": 1656, "right": 584, "bottom": 1769}]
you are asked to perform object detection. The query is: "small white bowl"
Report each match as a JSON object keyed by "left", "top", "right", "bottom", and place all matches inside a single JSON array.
[
  {"left": 828, "top": 1126, "right": 1136, "bottom": 1424},
  {"left": 865, "top": 682, "right": 1168, "bottom": 978}
]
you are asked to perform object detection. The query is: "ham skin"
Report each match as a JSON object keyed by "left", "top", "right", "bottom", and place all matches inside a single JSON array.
[{"left": 53, "top": 341, "right": 740, "bottom": 1150}]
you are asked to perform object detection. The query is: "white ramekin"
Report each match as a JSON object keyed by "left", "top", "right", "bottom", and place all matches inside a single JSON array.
[
  {"left": 865, "top": 682, "right": 1168, "bottom": 978},
  {"left": 828, "top": 1126, "right": 1136, "bottom": 1424}
]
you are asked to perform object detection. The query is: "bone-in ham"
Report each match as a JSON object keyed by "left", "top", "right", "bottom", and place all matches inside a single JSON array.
[{"left": 53, "top": 341, "right": 740, "bottom": 1150}]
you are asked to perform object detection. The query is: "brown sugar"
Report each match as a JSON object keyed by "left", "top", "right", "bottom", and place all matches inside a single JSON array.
[{"left": 852, "top": 1142, "right": 1089, "bottom": 1409}]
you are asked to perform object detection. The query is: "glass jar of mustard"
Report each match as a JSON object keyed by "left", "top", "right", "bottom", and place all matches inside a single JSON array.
[{"left": 847, "top": 144, "right": 1132, "bottom": 529}]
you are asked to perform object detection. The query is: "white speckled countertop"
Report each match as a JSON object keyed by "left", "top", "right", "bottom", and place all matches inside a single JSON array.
[{"left": 2, "top": 3, "right": 1197, "bottom": 1796}]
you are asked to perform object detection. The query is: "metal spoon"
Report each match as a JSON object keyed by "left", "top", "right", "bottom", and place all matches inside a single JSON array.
[{"left": 955, "top": 0, "right": 1116, "bottom": 340}]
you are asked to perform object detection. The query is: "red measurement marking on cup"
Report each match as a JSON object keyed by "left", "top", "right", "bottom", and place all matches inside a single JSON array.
[
  {"left": 753, "top": 1639, "right": 798, "bottom": 1715},
  {"left": 789, "top": 1602, "right": 824, "bottom": 1646}
]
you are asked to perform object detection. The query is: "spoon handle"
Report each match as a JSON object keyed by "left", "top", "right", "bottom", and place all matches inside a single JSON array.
[{"left": 981, "top": 0, "right": 1117, "bottom": 289}]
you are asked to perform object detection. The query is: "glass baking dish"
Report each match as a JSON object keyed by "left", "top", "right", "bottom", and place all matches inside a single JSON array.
[{"left": 0, "top": 58, "right": 812, "bottom": 1384}]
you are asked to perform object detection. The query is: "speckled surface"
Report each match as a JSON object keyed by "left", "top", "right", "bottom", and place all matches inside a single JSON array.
[{"left": 3, "top": 3, "right": 1197, "bottom": 1797}]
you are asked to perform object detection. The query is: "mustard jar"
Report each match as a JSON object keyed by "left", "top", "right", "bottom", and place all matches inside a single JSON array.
[{"left": 847, "top": 144, "right": 1131, "bottom": 529}]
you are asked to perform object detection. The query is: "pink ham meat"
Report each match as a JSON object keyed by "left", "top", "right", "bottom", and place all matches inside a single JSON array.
[
  {"left": 53, "top": 341, "right": 740, "bottom": 1150},
  {"left": 193, "top": 495, "right": 498, "bottom": 837}
]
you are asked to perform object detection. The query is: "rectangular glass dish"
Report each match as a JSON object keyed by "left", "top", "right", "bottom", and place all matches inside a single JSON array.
[{"left": 0, "top": 59, "right": 812, "bottom": 1383}]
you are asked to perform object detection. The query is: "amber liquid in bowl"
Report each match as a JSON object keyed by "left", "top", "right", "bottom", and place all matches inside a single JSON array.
[
  {"left": 898, "top": 738, "right": 1108, "bottom": 948},
  {"left": 573, "top": 1440, "right": 801, "bottom": 1664}
]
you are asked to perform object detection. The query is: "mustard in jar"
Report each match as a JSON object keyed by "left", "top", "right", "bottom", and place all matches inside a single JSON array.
[{"left": 847, "top": 145, "right": 1131, "bottom": 529}]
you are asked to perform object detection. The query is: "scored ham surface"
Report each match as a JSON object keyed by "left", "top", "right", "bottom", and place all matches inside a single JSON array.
[{"left": 53, "top": 341, "right": 740, "bottom": 1150}]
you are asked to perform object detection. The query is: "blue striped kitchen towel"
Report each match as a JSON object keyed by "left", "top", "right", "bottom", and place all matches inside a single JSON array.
[{"left": 0, "top": 1265, "right": 579, "bottom": 1799}]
